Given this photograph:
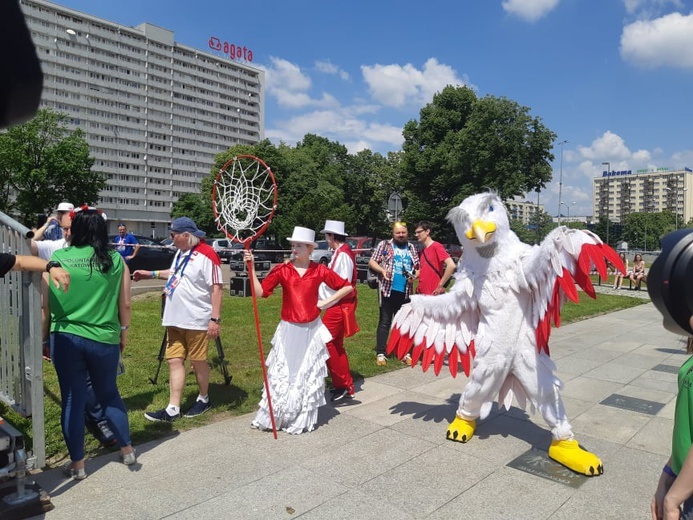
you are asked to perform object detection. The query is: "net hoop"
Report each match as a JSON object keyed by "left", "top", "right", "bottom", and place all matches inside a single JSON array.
[{"left": 212, "top": 155, "right": 277, "bottom": 245}]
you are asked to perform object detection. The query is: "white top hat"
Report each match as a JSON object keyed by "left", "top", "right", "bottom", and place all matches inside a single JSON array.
[
  {"left": 320, "top": 220, "right": 348, "bottom": 236},
  {"left": 57, "top": 202, "right": 74, "bottom": 212},
  {"left": 287, "top": 226, "right": 317, "bottom": 247}
]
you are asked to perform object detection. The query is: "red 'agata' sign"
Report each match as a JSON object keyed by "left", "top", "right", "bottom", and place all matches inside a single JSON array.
[{"left": 208, "top": 36, "right": 253, "bottom": 62}]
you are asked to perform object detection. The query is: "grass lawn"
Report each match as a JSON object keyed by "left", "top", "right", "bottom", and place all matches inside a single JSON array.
[{"left": 0, "top": 283, "right": 647, "bottom": 465}]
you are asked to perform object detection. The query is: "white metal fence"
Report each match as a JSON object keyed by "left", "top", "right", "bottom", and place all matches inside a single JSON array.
[{"left": 0, "top": 210, "right": 45, "bottom": 468}]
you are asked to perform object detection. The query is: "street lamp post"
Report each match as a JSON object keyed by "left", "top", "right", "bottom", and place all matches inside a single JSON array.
[
  {"left": 602, "top": 161, "right": 611, "bottom": 245},
  {"left": 561, "top": 201, "right": 576, "bottom": 220},
  {"left": 556, "top": 140, "right": 568, "bottom": 225}
]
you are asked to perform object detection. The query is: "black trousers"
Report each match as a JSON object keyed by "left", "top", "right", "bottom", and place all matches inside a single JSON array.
[{"left": 376, "top": 290, "right": 409, "bottom": 356}]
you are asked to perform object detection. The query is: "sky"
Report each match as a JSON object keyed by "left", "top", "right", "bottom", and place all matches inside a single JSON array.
[{"left": 47, "top": 0, "right": 693, "bottom": 220}]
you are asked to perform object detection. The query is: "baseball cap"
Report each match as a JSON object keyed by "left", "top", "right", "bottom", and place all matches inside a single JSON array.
[
  {"left": 57, "top": 202, "right": 74, "bottom": 212},
  {"left": 170, "top": 217, "right": 206, "bottom": 238}
]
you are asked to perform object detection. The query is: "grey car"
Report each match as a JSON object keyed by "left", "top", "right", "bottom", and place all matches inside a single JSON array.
[{"left": 310, "top": 240, "right": 333, "bottom": 265}]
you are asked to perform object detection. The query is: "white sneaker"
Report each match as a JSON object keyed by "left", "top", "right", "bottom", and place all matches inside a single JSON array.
[{"left": 376, "top": 354, "right": 387, "bottom": 366}]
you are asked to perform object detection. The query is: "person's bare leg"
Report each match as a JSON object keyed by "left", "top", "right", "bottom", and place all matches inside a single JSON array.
[{"left": 167, "top": 357, "right": 186, "bottom": 407}]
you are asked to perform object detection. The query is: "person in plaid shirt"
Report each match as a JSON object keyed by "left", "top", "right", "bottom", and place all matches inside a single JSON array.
[{"left": 368, "top": 222, "right": 420, "bottom": 366}]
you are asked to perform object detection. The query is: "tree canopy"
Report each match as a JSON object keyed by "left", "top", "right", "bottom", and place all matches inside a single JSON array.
[
  {"left": 401, "top": 85, "right": 556, "bottom": 231},
  {"left": 0, "top": 108, "right": 104, "bottom": 224}
]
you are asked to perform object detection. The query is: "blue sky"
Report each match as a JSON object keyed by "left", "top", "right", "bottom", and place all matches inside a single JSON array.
[{"left": 48, "top": 0, "right": 693, "bottom": 220}]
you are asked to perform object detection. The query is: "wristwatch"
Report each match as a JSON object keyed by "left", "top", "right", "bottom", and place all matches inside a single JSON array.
[
  {"left": 46, "top": 260, "right": 62, "bottom": 272},
  {"left": 210, "top": 317, "right": 222, "bottom": 324}
]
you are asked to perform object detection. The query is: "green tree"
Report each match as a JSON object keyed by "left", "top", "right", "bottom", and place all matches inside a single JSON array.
[
  {"left": 621, "top": 211, "right": 675, "bottom": 251},
  {"left": 170, "top": 193, "right": 216, "bottom": 236},
  {"left": 401, "top": 85, "right": 556, "bottom": 228},
  {"left": 0, "top": 108, "right": 104, "bottom": 224},
  {"left": 510, "top": 209, "right": 556, "bottom": 245}
]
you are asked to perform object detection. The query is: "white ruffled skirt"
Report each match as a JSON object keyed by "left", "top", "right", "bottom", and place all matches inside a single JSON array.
[{"left": 253, "top": 317, "right": 331, "bottom": 434}]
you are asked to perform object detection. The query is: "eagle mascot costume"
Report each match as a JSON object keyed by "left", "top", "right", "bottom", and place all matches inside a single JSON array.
[{"left": 387, "top": 192, "right": 623, "bottom": 476}]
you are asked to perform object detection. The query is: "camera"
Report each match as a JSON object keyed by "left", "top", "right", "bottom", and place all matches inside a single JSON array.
[
  {"left": 648, "top": 229, "right": 693, "bottom": 336},
  {"left": 404, "top": 268, "right": 416, "bottom": 280}
]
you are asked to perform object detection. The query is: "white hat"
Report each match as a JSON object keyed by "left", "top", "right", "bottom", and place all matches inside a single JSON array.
[
  {"left": 320, "top": 220, "right": 348, "bottom": 236},
  {"left": 287, "top": 226, "right": 317, "bottom": 246},
  {"left": 57, "top": 202, "right": 74, "bottom": 212}
]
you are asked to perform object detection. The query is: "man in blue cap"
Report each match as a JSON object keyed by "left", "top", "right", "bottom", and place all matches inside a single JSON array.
[{"left": 133, "top": 217, "right": 223, "bottom": 421}]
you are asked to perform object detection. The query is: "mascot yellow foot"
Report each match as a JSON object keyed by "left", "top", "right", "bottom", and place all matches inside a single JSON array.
[
  {"left": 446, "top": 416, "right": 476, "bottom": 443},
  {"left": 548, "top": 439, "right": 603, "bottom": 476}
]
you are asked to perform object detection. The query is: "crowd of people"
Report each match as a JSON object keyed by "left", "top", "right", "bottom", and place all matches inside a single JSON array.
[
  {"left": 15, "top": 203, "right": 693, "bottom": 517},
  {"left": 18, "top": 210, "right": 463, "bottom": 457}
]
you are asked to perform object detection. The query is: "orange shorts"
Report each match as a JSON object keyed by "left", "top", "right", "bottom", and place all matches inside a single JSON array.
[{"left": 165, "top": 327, "right": 209, "bottom": 361}]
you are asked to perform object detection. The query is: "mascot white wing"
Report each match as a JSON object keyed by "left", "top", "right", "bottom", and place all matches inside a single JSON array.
[
  {"left": 523, "top": 227, "right": 624, "bottom": 356},
  {"left": 387, "top": 279, "right": 480, "bottom": 378}
]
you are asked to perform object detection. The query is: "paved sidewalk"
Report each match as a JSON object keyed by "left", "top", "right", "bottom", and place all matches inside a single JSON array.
[{"left": 30, "top": 301, "right": 683, "bottom": 519}]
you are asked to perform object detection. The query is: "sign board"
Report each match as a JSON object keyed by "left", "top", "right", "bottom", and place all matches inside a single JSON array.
[{"left": 387, "top": 192, "right": 402, "bottom": 221}]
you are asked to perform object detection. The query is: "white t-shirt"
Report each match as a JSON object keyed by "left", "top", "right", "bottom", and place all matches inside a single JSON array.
[
  {"left": 36, "top": 238, "right": 68, "bottom": 260},
  {"left": 162, "top": 243, "right": 223, "bottom": 330},
  {"left": 318, "top": 243, "right": 354, "bottom": 300}
]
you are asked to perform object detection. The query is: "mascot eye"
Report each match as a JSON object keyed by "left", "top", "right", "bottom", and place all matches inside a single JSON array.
[{"left": 489, "top": 205, "right": 494, "bottom": 212}]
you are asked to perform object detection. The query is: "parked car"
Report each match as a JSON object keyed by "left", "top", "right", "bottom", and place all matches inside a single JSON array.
[
  {"left": 205, "top": 238, "right": 242, "bottom": 264},
  {"left": 345, "top": 236, "right": 378, "bottom": 255},
  {"left": 109, "top": 234, "right": 175, "bottom": 272},
  {"left": 229, "top": 238, "right": 285, "bottom": 263},
  {"left": 310, "top": 240, "right": 333, "bottom": 265}
]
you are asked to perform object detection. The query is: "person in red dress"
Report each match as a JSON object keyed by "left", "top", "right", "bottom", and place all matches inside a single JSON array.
[
  {"left": 244, "top": 226, "right": 353, "bottom": 434},
  {"left": 319, "top": 220, "right": 359, "bottom": 402}
]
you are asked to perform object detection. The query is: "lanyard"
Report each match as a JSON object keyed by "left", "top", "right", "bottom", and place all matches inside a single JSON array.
[{"left": 170, "top": 246, "right": 195, "bottom": 280}]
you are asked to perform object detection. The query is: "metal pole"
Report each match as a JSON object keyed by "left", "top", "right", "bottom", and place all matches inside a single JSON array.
[{"left": 557, "top": 140, "right": 568, "bottom": 225}]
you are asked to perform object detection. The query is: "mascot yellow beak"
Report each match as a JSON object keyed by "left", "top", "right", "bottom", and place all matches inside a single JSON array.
[{"left": 465, "top": 220, "right": 496, "bottom": 243}]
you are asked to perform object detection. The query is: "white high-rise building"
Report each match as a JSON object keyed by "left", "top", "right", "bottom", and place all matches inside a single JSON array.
[
  {"left": 593, "top": 167, "right": 693, "bottom": 226},
  {"left": 19, "top": 0, "right": 265, "bottom": 235}
]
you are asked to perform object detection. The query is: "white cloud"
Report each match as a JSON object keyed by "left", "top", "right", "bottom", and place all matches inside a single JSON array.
[
  {"left": 577, "top": 131, "right": 632, "bottom": 161},
  {"left": 621, "top": 12, "right": 693, "bottom": 68},
  {"left": 501, "top": 0, "right": 560, "bottom": 22},
  {"left": 361, "top": 58, "right": 467, "bottom": 108},
  {"left": 622, "top": 0, "right": 683, "bottom": 16},
  {"left": 266, "top": 108, "right": 404, "bottom": 152},
  {"left": 264, "top": 57, "right": 311, "bottom": 93},
  {"left": 315, "top": 60, "right": 350, "bottom": 81}
]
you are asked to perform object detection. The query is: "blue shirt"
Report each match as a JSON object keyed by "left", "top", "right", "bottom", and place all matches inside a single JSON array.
[
  {"left": 114, "top": 233, "right": 138, "bottom": 260},
  {"left": 391, "top": 243, "right": 414, "bottom": 293},
  {"left": 43, "top": 217, "right": 62, "bottom": 241}
]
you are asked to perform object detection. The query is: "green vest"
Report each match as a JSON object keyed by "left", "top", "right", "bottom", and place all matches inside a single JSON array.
[
  {"left": 672, "top": 356, "right": 693, "bottom": 474},
  {"left": 49, "top": 247, "right": 123, "bottom": 345}
]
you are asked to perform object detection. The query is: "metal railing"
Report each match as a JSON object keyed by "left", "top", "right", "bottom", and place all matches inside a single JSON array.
[{"left": 0, "top": 210, "right": 45, "bottom": 468}]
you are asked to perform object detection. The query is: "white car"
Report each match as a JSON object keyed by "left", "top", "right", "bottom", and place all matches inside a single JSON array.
[{"left": 310, "top": 240, "right": 333, "bottom": 265}]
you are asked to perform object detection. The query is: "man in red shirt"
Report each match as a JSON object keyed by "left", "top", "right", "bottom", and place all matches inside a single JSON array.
[{"left": 414, "top": 221, "right": 457, "bottom": 296}]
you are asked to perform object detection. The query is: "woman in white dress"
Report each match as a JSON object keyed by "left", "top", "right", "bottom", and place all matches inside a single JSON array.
[{"left": 244, "top": 227, "right": 353, "bottom": 434}]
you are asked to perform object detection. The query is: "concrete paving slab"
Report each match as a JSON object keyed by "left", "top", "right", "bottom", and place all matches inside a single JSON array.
[{"left": 29, "top": 302, "right": 685, "bottom": 519}]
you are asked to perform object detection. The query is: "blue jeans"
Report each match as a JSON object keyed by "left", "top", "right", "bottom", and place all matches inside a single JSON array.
[{"left": 52, "top": 332, "right": 131, "bottom": 461}]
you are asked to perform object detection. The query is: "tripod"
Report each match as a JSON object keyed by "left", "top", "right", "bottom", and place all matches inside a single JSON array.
[
  {"left": 149, "top": 332, "right": 232, "bottom": 386},
  {"left": 149, "top": 295, "right": 232, "bottom": 386}
]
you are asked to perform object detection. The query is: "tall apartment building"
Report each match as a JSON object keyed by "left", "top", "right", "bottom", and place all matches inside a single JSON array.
[
  {"left": 506, "top": 199, "right": 544, "bottom": 225},
  {"left": 19, "top": 0, "right": 265, "bottom": 235},
  {"left": 593, "top": 167, "right": 693, "bottom": 226}
]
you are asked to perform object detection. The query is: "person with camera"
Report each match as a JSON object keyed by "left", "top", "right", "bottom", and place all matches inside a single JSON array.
[
  {"left": 369, "top": 221, "right": 420, "bottom": 366},
  {"left": 33, "top": 202, "right": 74, "bottom": 242},
  {"left": 414, "top": 221, "right": 456, "bottom": 296},
  {"left": 651, "top": 317, "right": 693, "bottom": 519}
]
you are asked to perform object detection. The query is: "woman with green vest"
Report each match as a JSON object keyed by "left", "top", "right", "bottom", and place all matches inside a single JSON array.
[{"left": 45, "top": 207, "right": 136, "bottom": 480}]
